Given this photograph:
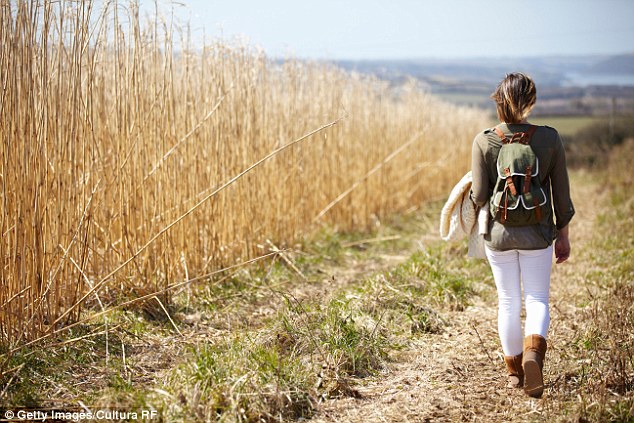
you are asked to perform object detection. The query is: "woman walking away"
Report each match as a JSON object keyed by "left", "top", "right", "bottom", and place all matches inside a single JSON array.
[{"left": 470, "top": 73, "right": 575, "bottom": 398}]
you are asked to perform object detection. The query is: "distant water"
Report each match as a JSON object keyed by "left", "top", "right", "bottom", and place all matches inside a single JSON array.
[{"left": 564, "top": 73, "right": 634, "bottom": 87}]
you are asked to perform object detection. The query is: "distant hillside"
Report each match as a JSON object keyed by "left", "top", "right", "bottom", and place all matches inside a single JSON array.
[
  {"left": 331, "top": 54, "right": 634, "bottom": 116},
  {"left": 333, "top": 54, "right": 634, "bottom": 88},
  {"left": 585, "top": 54, "right": 634, "bottom": 74}
]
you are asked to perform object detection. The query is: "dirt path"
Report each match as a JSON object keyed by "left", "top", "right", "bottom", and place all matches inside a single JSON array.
[{"left": 311, "top": 170, "right": 604, "bottom": 422}]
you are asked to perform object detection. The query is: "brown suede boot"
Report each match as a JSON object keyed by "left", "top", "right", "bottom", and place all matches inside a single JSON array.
[
  {"left": 504, "top": 354, "right": 524, "bottom": 388},
  {"left": 523, "top": 334, "right": 547, "bottom": 398}
]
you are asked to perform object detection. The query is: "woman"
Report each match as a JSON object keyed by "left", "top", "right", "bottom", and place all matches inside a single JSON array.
[{"left": 470, "top": 73, "right": 575, "bottom": 398}]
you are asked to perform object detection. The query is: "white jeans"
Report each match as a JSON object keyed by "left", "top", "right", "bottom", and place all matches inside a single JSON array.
[{"left": 485, "top": 245, "right": 553, "bottom": 356}]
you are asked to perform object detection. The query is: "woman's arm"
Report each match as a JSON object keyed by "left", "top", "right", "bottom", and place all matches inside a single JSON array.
[
  {"left": 550, "top": 132, "right": 575, "bottom": 230},
  {"left": 550, "top": 132, "right": 574, "bottom": 264},
  {"left": 470, "top": 135, "right": 489, "bottom": 207},
  {"left": 555, "top": 225, "right": 570, "bottom": 263}
]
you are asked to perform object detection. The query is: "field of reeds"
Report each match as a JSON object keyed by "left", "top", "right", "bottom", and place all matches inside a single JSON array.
[{"left": 0, "top": 0, "right": 487, "bottom": 348}]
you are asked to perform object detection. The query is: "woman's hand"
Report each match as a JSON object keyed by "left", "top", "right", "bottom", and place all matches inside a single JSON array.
[{"left": 555, "top": 225, "right": 570, "bottom": 264}]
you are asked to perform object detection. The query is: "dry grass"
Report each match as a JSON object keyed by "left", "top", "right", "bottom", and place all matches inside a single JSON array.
[
  {"left": 313, "top": 145, "right": 634, "bottom": 422},
  {"left": 0, "top": 1, "right": 488, "bottom": 346}
]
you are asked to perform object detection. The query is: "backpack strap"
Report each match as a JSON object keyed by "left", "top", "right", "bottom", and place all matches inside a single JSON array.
[
  {"left": 523, "top": 165, "right": 532, "bottom": 194},
  {"left": 494, "top": 125, "right": 537, "bottom": 145},
  {"left": 494, "top": 127, "right": 509, "bottom": 144},
  {"left": 516, "top": 125, "right": 537, "bottom": 145},
  {"left": 534, "top": 196, "right": 543, "bottom": 221},
  {"left": 500, "top": 167, "right": 517, "bottom": 224},
  {"left": 504, "top": 167, "right": 517, "bottom": 196}
]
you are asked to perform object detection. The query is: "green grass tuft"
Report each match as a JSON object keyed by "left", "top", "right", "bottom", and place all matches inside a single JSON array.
[{"left": 173, "top": 333, "right": 316, "bottom": 422}]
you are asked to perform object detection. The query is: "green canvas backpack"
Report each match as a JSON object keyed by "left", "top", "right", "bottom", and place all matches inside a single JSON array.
[{"left": 489, "top": 125, "right": 547, "bottom": 226}]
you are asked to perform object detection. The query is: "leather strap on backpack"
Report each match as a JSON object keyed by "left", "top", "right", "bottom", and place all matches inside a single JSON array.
[
  {"left": 524, "top": 165, "right": 532, "bottom": 194},
  {"left": 533, "top": 196, "right": 543, "bottom": 221},
  {"left": 494, "top": 125, "right": 537, "bottom": 145},
  {"left": 494, "top": 127, "right": 509, "bottom": 144},
  {"left": 504, "top": 167, "right": 517, "bottom": 196},
  {"left": 500, "top": 167, "right": 517, "bottom": 225},
  {"left": 524, "top": 125, "right": 537, "bottom": 143}
]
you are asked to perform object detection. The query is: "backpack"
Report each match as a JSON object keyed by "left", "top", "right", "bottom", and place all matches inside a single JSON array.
[{"left": 489, "top": 125, "right": 547, "bottom": 226}]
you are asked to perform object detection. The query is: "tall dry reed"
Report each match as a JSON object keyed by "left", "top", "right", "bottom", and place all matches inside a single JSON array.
[{"left": 0, "top": 0, "right": 488, "bottom": 344}]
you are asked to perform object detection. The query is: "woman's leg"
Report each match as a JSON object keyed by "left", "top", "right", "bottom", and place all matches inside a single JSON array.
[
  {"left": 518, "top": 245, "right": 553, "bottom": 398},
  {"left": 519, "top": 246, "right": 553, "bottom": 337},
  {"left": 485, "top": 246, "right": 523, "bottom": 356}
]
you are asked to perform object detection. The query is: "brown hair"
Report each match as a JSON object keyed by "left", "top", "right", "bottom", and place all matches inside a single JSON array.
[{"left": 491, "top": 73, "right": 537, "bottom": 123}]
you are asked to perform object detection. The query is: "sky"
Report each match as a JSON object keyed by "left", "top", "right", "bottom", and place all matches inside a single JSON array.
[{"left": 142, "top": 0, "right": 634, "bottom": 60}]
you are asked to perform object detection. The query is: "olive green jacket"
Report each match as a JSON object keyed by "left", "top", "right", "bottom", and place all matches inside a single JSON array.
[{"left": 471, "top": 123, "right": 575, "bottom": 251}]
